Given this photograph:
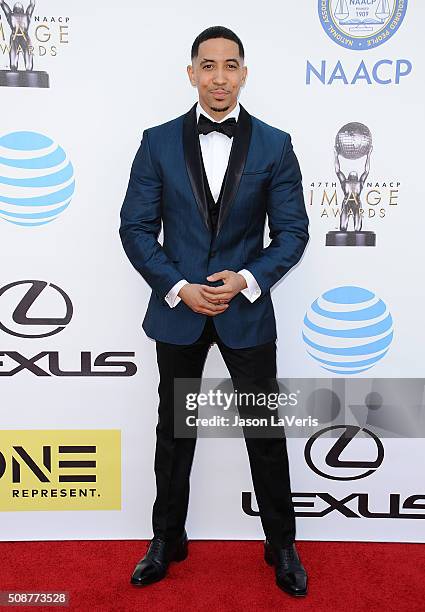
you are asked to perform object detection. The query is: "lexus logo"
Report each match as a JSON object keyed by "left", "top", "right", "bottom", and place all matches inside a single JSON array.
[
  {"left": 0, "top": 280, "right": 73, "bottom": 338},
  {"left": 304, "top": 425, "right": 384, "bottom": 481}
]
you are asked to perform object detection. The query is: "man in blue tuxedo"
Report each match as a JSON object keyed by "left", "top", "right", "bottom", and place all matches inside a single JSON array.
[{"left": 120, "top": 26, "right": 309, "bottom": 596}]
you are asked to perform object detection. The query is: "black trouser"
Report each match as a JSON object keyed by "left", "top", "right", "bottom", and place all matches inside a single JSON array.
[{"left": 152, "top": 316, "right": 296, "bottom": 548}]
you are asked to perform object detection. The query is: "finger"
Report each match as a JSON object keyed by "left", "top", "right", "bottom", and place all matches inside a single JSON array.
[
  {"left": 202, "top": 292, "right": 232, "bottom": 302},
  {"left": 201, "top": 301, "right": 228, "bottom": 311},
  {"left": 200, "top": 289, "right": 232, "bottom": 301},
  {"left": 198, "top": 299, "right": 228, "bottom": 310},
  {"left": 197, "top": 305, "right": 228, "bottom": 315},
  {"left": 204, "top": 297, "right": 230, "bottom": 305},
  {"left": 206, "top": 270, "right": 228, "bottom": 281},
  {"left": 200, "top": 285, "right": 232, "bottom": 296},
  {"left": 200, "top": 295, "right": 233, "bottom": 304}
]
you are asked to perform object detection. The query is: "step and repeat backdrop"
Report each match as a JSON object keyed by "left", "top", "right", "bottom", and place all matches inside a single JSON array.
[{"left": 1, "top": 0, "right": 424, "bottom": 542}]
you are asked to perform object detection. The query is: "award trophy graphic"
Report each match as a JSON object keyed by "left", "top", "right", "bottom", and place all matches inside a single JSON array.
[
  {"left": 0, "top": 0, "right": 49, "bottom": 87},
  {"left": 326, "top": 122, "right": 376, "bottom": 247}
]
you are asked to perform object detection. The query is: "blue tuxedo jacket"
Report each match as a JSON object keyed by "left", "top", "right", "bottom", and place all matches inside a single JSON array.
[{"left": 119, "top": 103, "right": 309, "bottom": 348}]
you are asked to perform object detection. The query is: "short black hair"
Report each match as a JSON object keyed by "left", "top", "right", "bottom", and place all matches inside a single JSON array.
[{"left": 191, "top": 26, "right": 244, "bottom": 61}]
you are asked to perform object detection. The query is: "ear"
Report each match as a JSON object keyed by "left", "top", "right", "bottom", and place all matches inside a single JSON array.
[
  {"left": 187, "top": 64, "right": 196, "bottom": 87},
  {"left": 241, "top": 65, "right": 248, "bottom": 86}
]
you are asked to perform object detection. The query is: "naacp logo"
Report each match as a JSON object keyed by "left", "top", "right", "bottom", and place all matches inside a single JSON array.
[
  {"left": 0, "top": 131, "right": 75, "bottom": 226},
  {"left": 0, "top": 280, "right": 72, "bottom": 338},
  {"left": 318, "top": 0, "right": 408, "bottom": 50},
  {"left": 305, "top": 425, "right": 384, "bottom": 480},
  {"left": 302, "top": 286, "right": 394, "bottom": 375}
]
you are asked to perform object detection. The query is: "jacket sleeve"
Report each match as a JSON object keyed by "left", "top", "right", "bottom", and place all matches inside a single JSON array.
[
  {"left": 243, "top": 133, "right": 309, "bottom": 294},
  {"left": 119, "top": 129, "right": 185, "bottom": 298}
]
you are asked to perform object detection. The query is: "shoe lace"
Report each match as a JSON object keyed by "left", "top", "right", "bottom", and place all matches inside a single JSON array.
[
  {"left": 147, "top": 537, "right": 165, "bottom": 557},
  {"left": 282, "top": 545, "right": 296, "bottom": 561}
]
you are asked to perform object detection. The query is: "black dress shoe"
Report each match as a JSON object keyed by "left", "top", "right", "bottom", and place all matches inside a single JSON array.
[
  {"left": 264, "top": 540, "right": 308, "bottom": 596},
  {"left": 130, "top": 530, "right": 188, "bottom": 586}
]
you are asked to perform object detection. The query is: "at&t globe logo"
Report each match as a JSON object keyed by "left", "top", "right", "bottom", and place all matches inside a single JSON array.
[
  {"left": 302, "top": 286, "right": 394, "bottom": 375},
  {"left": 318, "top": 0, "right": 408, "bottom": 50},
  {"left": 0, "top": 131, "right": 75, "bottom": 227}
]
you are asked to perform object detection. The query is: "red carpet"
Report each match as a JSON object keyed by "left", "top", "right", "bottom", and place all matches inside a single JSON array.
[{"left": 1, "top": 540, "right": 424, "bottom": 611}]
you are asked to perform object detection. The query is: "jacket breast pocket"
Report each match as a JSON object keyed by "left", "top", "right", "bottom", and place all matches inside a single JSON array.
[
  {"left": 242, "top": 168, "right": 271, "bottom": 176},
  {"left": 240, "top": 170, "right": 271, "bottom": 196}
]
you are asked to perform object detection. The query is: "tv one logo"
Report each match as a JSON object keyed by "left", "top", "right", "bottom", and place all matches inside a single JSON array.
[
  {"left": 0, "top": 430, "right": 121, "bottom": 511},
  {"left": 0, "top": 280, "right": 137, "bottom": 376},
  {"left": 242, "top": 426, "right": 425, "bottom": 519},
  {"left": 308, "top": 0, "right": 411, "bottom": 85}
]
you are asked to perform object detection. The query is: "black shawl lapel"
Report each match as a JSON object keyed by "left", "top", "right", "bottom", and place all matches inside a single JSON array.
[
  {"left": 182, "top": 102, "right": 252, "bottom": 235},
  {"left": 183, "top": 103, "right": 211, "bottom": 231},
  {"left": 216, "top": 103, "right": 252, "bottom": 236}
]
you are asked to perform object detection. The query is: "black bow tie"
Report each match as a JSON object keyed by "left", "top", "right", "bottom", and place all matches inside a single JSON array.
[{"left": 197, "top": 114, "right": 237, "bottom": 138}]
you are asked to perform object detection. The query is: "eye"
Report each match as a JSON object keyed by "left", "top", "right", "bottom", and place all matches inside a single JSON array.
[
  {"left": 227, "top": 64, "right": 237, "bottom": 69},
  {"left": 203, "top": 64, "right": 213, "bottom": 70}
]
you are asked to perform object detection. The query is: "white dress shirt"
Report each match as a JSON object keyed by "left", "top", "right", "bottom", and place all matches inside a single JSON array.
[{"left": 164, "top": 101, "right": 261, "bottom": 307}]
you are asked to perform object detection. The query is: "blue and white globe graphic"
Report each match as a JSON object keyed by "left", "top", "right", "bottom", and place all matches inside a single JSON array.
[
  {"left": 302, "top": 286, "right": 393, "bottom": 375},
  {"left": 0, "top": 131, "right": 75, "bottom": 226}
]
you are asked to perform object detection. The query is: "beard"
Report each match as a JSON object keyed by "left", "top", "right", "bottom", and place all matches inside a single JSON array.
[{"left": 209, "top": 105, "right": 230, "bottom": 113}]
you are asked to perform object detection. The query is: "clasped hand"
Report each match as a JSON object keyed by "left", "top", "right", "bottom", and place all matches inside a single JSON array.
[{"left": 178, "top": 270, "right": 247, "bottom": 316}]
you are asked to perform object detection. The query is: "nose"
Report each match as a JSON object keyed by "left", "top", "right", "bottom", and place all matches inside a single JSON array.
[{"left": 213, "top": 67, "right": 227, "bottom": 85}]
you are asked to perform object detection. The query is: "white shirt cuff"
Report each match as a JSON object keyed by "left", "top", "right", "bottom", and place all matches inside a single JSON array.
[
  {"left": 164, "top": 279, "right": 188, "bottom": 308},
  {"left": 238, "top": 269, "right": 261, "bottom": 303}
]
